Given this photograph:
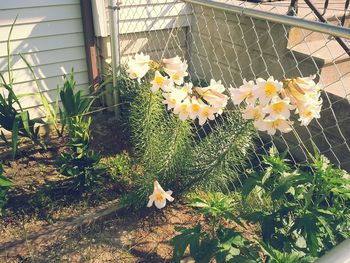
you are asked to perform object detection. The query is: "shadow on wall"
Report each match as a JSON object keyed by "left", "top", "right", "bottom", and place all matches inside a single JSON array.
[
  {"left": 0, "top": 4, "right": 89, "bottom": 119},
  {"left": 187, "top": 5, "right": 350, "bottom": 171}
]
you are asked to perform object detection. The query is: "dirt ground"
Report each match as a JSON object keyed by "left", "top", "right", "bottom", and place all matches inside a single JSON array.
[
  {"left": 0, "top": 114, "right": 115, "bottom": 257},
  {"left": 1, "top": 202, "right": 203, "bottom": 263},
  {"left": 0, "top": 113, "right": 207, "bottom": 262},
  {"left": 0, "top": 113, "right": 258, "bottom": 262}
]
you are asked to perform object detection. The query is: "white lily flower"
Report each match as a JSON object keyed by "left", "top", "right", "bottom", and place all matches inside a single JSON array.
[
  {"left": 242, "top": 105, "right": 265, "bottom": 121},
  {"left": 182, "top": 82, "right": 193, "bottom": 93},
  {"left": 242, "top": 105, "right": 267, "bottom": 131},
  {"left": 188, "top": 97, "right": 202, "bottom": 120},
  {"left": 196, "top": 79, "right": 228, "bottom": 109},
  {"left": 163, "top": 88, "right": 188, "bottom": 110},
  {"left": 163, "top": 56, "right": 188, "bottom": 86},
  {"left": 254, "top": 119, "right": 268, "bottom": 132},
  {"left": 286, "top": 75, "right": 320, "bottom": 105},
  {"left": 147, "top": 181, "right": 174, "bottom": 209},
  {"left": 165, "top": 69, "right": 188, "bottom": 86},
  {"left": 230, "top": 79, "right": 256, "bottom": 105},
  {"left": 264, "top": 118, "right": 294, "bottom": 135},
  {"left": 162, "top": 56, "right": 188, "bottom": 72},
  {"left": 208, "top": 79, "right": 226, "bottom": 93},
  {"left": 253, "top": 76, "right": 282, "bottom": 104},
  {"left": 296, "top": 102, "right": 322, "bottom": 126},
  {"left": 129, "top": 52, "right": 151, "bottom": 66},
  {"left": 173, "top": 98, "right": 191, "bottom": 121},
  {"left": 126, "top": 64, "right": 149, "bottom": 81},
  {"left": 263, "top": 97, "right": 294, "bottom": 120},
  {"left": 198, "top": 105, "right": 215, "bottom": 125},
  {"left": 151, "top": 71, "right": 171, "bottom": 92},
  {"left": 126, "top": 53, "right": 151, "bottom": 81}
]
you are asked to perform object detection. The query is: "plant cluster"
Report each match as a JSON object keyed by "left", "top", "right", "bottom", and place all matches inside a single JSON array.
[
  {"left": 0, "top": 163, "right": 13, "bottom": 216},
  {"left": 120, "top": 54, "right": 255, "bottom": 209},
  {"left": 102, "top": 152, "right": 135, "bottom": 190},
  {"left": 171, "top": 147, "right": 350, "bottom": 262},
  {"left": 230, "top": 76, "right": 322, "bottom": 135},
  {"left": 122, "top": 52, "right": 327, "bottom": 211},
  {"left": 241, "top": 146, "right": 350, "bottom": 258},
  {"left": 171, "top": 192, "right": 259, "bottom": 262},
  {"left": 58, "top": 71, "right": 96, "bottom": 135},
  {"left": 58, "top": 72, "right": 103, "bottom": 190},
  {"left": 171, "top": 146, "right": 350, "bottom": 262},
  {"left": 127, "top": 53, "right": 229, "bottom": 125}
]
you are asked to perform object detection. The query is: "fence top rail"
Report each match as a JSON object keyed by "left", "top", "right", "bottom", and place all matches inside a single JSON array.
[{"left": 183, "top": 0, "right": 350, "bottom": 39}]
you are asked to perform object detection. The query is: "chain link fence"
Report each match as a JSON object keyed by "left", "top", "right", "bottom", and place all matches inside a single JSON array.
[{"left": 110, "top": 0, "right": 350, "bottom": 172}]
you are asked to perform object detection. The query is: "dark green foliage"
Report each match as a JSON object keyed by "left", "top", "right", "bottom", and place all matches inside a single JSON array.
[
  {"left": 120, "top": 71, "right": 194, "bottom": 208},
  {"left": 121, "top": 116, "right": 192, "bottom": 208},
  {"left": 58, "top": 72, "right": 101, "bottom": 189},
  {"left": 59, "top": 116, "right": 104, "bottom": 190},
  {"left": 183, "top": 110, "right": 255, "bottom": 192},
  {"left": 159, "top": 117, "right": 193, "bottom": 185},
  {"left": 102, "top": 152, "right": 135, "bottom": 189},
  {"left": 241, "top": 146, "right": 350, "bottom": 258},
  {"left": 58, "top": 71, "right": 103, "bottom": 190},
  {"left": 257, "top": 241, "right": 316, "bottom": 263},
  {"left": 0, "top": 19, "right": 45, "bottom": 157},
  {"left": 0, "top": 163, "right": 13, "bottom": 216},
  {"left": 59, "top": 69, "right": 96, "bottom": 134},
  {"left": 128, "top": 85, "right": 168, "bottom": 171},
  {"left": 190, "top": 192, "right": 244, "bottom": 227},
  {"left": 124, "top": 72, "right": 193, "bottom": 178},
  {"left": 171, "top": 193, "right": 259, "bottom": 263},
  {"left": 118, "top": 69, "right": 255, "bottom": 209}
]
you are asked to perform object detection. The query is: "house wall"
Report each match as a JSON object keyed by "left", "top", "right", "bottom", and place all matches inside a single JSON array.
[
  {"left": 96, "top": 0, "right": 191, "bottom": 75},
  {"left": 0, "top": 0, "right": 89, "bottom": 118},
  {"left": 188, "top": 5, "right": 320, "bottom": 87},
  {"left": 189, "top": 4, "right": 350, "bottom": 171}
]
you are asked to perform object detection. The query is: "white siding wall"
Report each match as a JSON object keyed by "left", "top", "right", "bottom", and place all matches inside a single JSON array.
[
  {"left": 0, "top": 0, "right": 89, "bottom": 118},
  {"left": 92, "top": 0, "right": 191, "bottom": 36},
  {"left": 95, "top": 0, "right": 191, "bottom": 74}
]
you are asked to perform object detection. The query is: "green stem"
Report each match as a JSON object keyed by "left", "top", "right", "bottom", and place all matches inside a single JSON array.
[{"left": 211, "top": 218, "right": 216, "bottom": 238}]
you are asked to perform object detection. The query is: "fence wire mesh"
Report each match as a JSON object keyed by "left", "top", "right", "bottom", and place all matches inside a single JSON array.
[{"left": 115, "top": 0, "right": 350, "bottom": 175}]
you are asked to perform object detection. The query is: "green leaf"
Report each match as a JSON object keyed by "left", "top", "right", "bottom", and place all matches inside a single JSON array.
[
  {"left": 0, "top": 175, "right": 13, "bottom": 187},
  {"left": 242, "top": 178, "right": 258, "bottom": 196},
  {"left": 11, "top": 118, "right": 19, "bottom": 158},
  {"left": 171, "top": 224, "right": 202, "bottom": 263},
  {"left": 261, "top": 215, "right": 276, "bottom": 242},
  {"left": 262, "top": 167, "right": 273, "bottom": 185},
  {"left": 304, "top": 185, "right": 314, "bottom": 209}
]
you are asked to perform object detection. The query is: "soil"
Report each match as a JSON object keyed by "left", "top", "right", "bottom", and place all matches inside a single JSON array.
[
  {"left": 1, "top": 203, "right": 203, "bottom": 263},
  {"left": 0, "top": 113, "right": 130, "bottom": 259},
  {"left": 0, "top": 112, "right": 259, "bottom": 262}
]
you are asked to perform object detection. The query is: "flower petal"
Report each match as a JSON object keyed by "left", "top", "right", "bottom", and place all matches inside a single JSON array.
[
  {"left": 147, "top": 198, "right": 154, "bottom": 207},
  {"left": 155, "top": 199, "right": 167, "bottom": 209}
]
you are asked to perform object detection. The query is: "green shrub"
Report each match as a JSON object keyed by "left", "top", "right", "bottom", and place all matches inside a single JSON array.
[
  {"left": 59, "top": 69, "right": 96, "bottom": 134},
  {"left": 0, "top": 163, "right": 13, "bottom": 216},
  {"left": 241, "top": 146, "right": 350, "bottom": 258},
  {"left": 120, "top": 70, "right": 194, "bottom": 208},
  {"left": 118, "top": 69, "right": 255, "bottom": 209},
  {"left": 257, "top": 241, "right": 316, "bottom": 263},
  {"left": 59, "top": 116, "right": 104, "bottom": 190},
  {"left": 183, "top": 110, "right": 255, "bottom": 192},
  {"left": 58, "top": 70, "right": 104, "bottom": 190},
  {"left": 171, "top": 192, "right": 259, "bottom": 263},
  {"left": 102, "top": 152, "right": 135, "bottom": 189}
]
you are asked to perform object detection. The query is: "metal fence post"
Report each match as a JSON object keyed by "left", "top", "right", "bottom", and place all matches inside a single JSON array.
[{"left": 108, "top": 0, "right": 121, "bottom": 119}]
